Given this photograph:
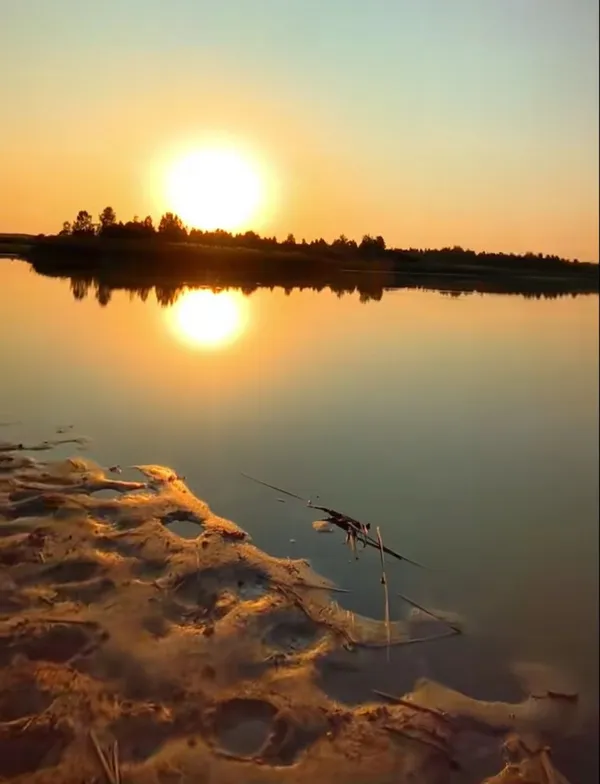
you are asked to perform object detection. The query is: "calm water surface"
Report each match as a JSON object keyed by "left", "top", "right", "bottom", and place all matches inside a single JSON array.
[{"left": 1, "top": 260, "right": 598, "bottom": 776}]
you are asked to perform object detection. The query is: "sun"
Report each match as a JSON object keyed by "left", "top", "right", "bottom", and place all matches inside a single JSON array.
[
  {"left": 166, "top": 289, "right": 248, "bottom": 349},
  {"left": 165, "top": 147, "right": 264, "bottom": 231}
]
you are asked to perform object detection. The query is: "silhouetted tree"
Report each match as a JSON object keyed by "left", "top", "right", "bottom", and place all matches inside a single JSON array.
[
  {"left": 242, "top": 230, "right": 263, "bottom": 249},
  {"left": 332, "top": 234, "right": 357, "bottom": 252},
  {"left": 310, "top": 238, "right": 329, "bottom": 252},
  {"left": 158, "top": 212, "right": 187, "bottom": 241},
  {"left": 358, "top": 234, "right": 386, "bottom": 256},
  {"left": 98, "top": 206, "right": 117, "bottom": 234},
  {"left": 72, "top": 210, "right": 95, "bottom": 236},
  {"left": 59, "top": 221, "right": 72, "bottom": 236},
  {"left": 111, "top": 215, "right": 157, "bottom": 240}
]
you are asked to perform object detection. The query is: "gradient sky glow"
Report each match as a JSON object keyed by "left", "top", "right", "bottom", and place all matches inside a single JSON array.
[{"left": 1, "top": 0, "right": 598, "bottom": 259}]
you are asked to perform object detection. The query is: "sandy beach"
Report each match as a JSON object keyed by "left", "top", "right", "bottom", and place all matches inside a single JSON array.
[{"left": 0, "top": 436, "right": 580, "bottom": 783}]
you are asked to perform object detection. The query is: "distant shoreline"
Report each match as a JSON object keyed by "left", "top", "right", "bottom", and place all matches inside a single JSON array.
[{"left": 1, "top": 233, "right": 598, "bottom": 298}]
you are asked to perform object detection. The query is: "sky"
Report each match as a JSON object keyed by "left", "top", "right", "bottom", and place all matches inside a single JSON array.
[{"left": 0, "top": 0, "right": 598, "bottom": 260}]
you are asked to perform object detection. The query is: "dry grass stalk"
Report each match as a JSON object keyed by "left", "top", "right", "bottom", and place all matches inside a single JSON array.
[
  {"left": 373, "top": 689, "right": 448, "bottom": 720},
  {"left": 90, "top": 730, "right": 121, "bottom": 784},
  {"left": 396, "top": 591, "right": 462, "bottom": 634},
  {"left": 375, "top": 526, "right": 391, "bottom": 660},
  {"left": 383, "top": 724, "right": 457, "bottom": 766},
  {"left": 241, "top": 473, "right": 424, "bottom": 568}
]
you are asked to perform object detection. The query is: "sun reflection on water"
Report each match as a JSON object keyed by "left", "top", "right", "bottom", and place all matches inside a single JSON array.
[{"left": 166, "top": 288, "right": 248, "bottom": 349}]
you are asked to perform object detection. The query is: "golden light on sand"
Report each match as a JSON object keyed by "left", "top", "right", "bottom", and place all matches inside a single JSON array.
[
  {"left": 165, "top": 147, "right": 264, "bottom": 231},
  {"left": 167, "top": 289, "right": 248, "bottom": 349}
]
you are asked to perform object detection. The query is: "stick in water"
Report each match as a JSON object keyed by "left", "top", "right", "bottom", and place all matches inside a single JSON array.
[
  {"left": 376, "top": 526, "right": 391, "bottom": 660},
  {"left": 241, "top": 473, "right": 425, "bottom": 568},
  {"left": 396, "top": 590, "right": 461, "bottom": 634}
]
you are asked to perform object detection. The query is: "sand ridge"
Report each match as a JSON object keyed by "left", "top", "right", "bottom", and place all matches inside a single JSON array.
[{"left": 0, "top": 438, "right": 578, "bottom": 783}]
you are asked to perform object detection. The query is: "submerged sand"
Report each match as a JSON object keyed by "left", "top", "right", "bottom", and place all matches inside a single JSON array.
[{"left": 0, "top": 437, "right": 580, "bottom": 783}]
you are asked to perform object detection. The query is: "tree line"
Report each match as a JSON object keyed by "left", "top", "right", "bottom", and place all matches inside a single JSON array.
[
  {"left": 59, "top": 207, "right": 390, "bottom": 256},
  {"left": 55, "top": 206, "right": 589, "bottom": 272}
]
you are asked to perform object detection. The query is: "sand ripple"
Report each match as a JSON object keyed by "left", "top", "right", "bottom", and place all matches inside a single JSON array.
[{"left": 0, "top": 439, "right": 578, "bottom": 783}]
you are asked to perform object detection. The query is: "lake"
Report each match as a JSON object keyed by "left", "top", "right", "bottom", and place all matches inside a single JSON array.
[{"left": 1, "top": 258, "right": 598, "bottom": 779}]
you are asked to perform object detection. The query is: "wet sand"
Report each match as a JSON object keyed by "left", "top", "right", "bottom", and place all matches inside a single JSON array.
[{"left": 0, "top": 437, "right": 581, "bottom": 783}]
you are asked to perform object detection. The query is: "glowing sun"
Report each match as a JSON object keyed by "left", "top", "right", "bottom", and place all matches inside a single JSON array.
[
  {"left": 167, "top": 289, "right": 248, "bottom": 349},
  {"left": 166, "top": 147, "right": 264, "bottom": 231}
]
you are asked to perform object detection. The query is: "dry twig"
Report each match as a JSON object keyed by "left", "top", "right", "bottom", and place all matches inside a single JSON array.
[
  {"left": 376, "top": 526, "right": 391, "bottom": 660},
  {"left": 89, "top": 730, "right": 121, "bottom": 784},
  {"left": 373, "top": 690, "right": 448, "bottom": 720},
  {"left": 241, "top": 473, "right": 424, "bottom": 568},
  {"left": 396, "top": 591, "right": 461, "bottom": 633}
]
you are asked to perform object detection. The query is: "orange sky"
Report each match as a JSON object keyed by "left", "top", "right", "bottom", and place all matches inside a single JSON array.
[{"left": 1, "top": 1, "right": 598, "bottom": 261}]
